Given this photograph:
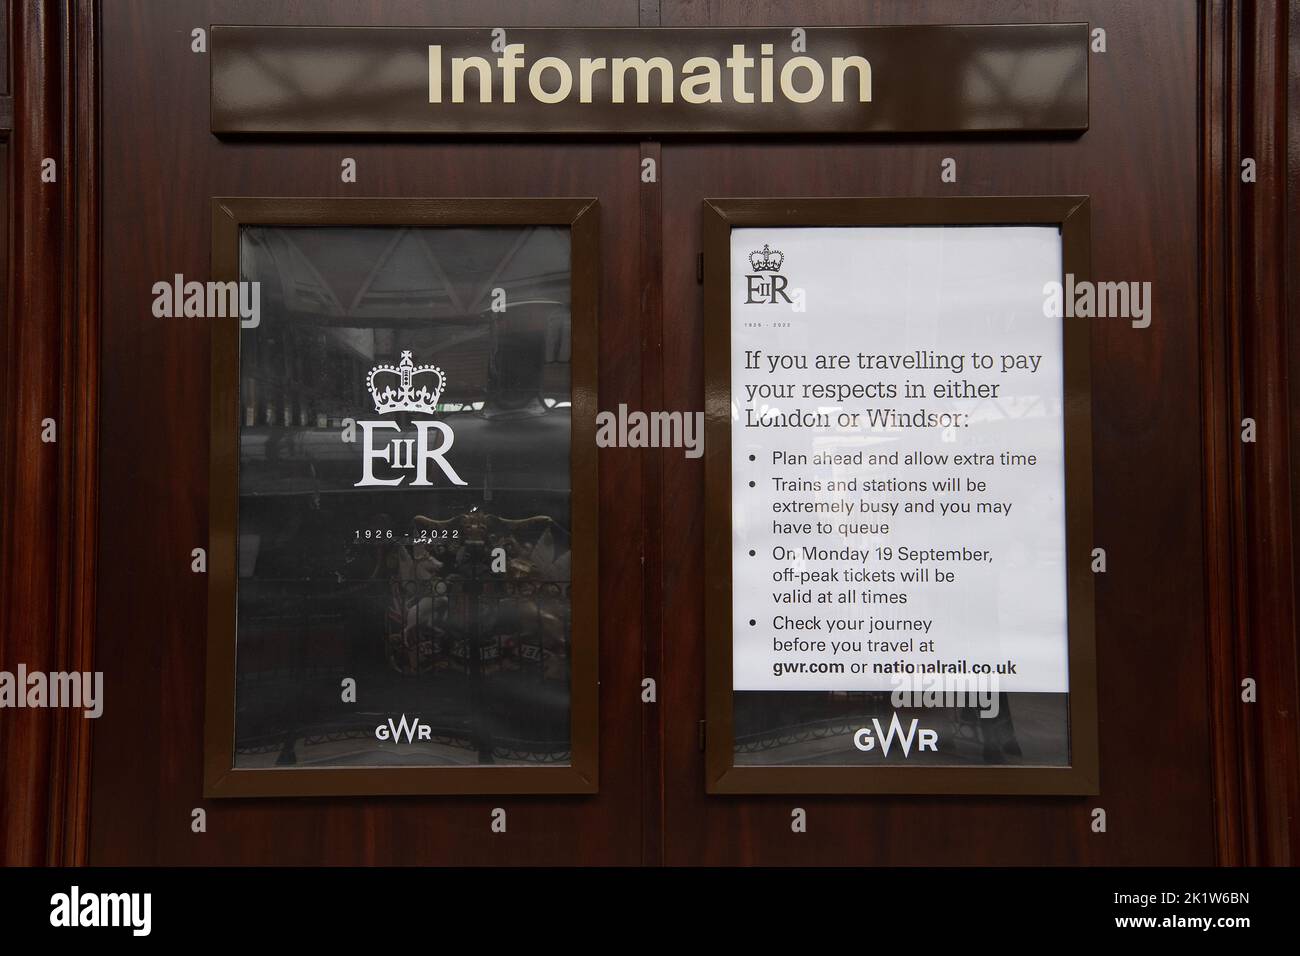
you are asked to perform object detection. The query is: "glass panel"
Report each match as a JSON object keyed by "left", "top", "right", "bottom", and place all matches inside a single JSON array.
[
  {"left": 233, "top": 225, "right": 572, "bottom": 768},
  {"left": 729, "top": 225, "right": 1070, "bottom": 767}
]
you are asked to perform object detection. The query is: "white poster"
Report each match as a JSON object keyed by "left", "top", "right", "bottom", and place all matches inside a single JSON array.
[{"left": 731, "top": 225, "right": 1068, "bottom": 694}]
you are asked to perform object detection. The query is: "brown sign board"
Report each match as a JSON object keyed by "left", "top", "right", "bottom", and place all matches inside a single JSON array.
[{"left": 210, "top": 25, "right": 1089, "bottom": 136}]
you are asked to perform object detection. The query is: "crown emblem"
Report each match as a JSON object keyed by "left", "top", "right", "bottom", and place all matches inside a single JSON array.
[
  {"left": 749, "top": 244, "right": 784, "bottom": 272},
  {"left": 366, "top": 351, "right": 446, "bottom": 415}
]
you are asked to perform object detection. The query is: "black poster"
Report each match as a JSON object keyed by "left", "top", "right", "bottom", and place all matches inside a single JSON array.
[{"left": 232, "top": 224, "right": 574, "bottom": 769}]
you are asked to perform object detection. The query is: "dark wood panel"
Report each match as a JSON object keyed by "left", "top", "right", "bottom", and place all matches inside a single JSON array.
[
  {"left": 1195, "top": 0, "right": 1300, "bottom": 869},
  {"left": 636, "top": 0, "right": 666, "bottom": 872},
  {"left": 11, "top": 0, "right": 1291, "bottom": 866},
  {"left": 90, "top": 0, "right": 644, "bottom": 865},
  {"left": 0, "top": 136, "right": 6, "bottom": 478},
  {"left": 45, "top": 0, "right": 100, "bottom": 868},
  {"left": 0, "top": 0, "right": 99, "bottom": 868},
  {"left": 1200, "top": 0, "right": 1242, "bottom": 865},
  {"left": 1, "top": 1, "right": 10, "bottom": 95},
  {"left": 0, "top": 0, "right": 65, "bottom": 868},
  {"left": 1223, "top": 0, "right": 1300, "bottom": 864},
  {"left": 658, "top": 0, "right": 1213, "bottom": 865},
  {"left": 639, "top": 143, "right": 666, "bottom": 865},
  {"left": 1287, "top": 0, "right": 1300, "bottom": 866}
]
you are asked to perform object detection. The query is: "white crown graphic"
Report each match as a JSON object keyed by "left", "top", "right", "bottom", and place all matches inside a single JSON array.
[{"left": 366, "top": 351, "right": 446, "bottom": 415}]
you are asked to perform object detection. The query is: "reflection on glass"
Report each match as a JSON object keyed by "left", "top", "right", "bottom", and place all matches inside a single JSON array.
[
  {"left": 233, "top": 225, "right": 572, "bottom": 768},
  {"left": 734, "top": 691, "right": 1067, "bottom": 766}
]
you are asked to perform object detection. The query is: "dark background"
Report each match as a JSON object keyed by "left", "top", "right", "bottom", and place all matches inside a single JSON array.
[{"left": 232, "top": 224, "right": 575, "bottom": 769}]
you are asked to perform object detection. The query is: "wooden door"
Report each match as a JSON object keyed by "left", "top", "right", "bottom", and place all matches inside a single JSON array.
[
  {"left": 88, "top": 0, "right": 648, "bottom": 865},
  {"left": 2, "top": 0, "right": 1292, "bottom": 867},
  {"left": 652, "top": 0, "right": 1216, "bottom": 865}
]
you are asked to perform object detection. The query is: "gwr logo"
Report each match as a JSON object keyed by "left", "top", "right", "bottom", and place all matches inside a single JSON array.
[
  {"left": 852, "top": 713, "right": 939, "bottom": 757},
  {"left": 375, "top": 714, "right": 432, "bottom": 743}
]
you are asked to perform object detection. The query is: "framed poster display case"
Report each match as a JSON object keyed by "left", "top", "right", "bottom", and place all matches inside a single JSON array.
[
  {"left": 205, "top": 198, "right": 599, "bottom": 797},
  {"left": 703, "top": 196, "right": 1097, "bottom": 795}
]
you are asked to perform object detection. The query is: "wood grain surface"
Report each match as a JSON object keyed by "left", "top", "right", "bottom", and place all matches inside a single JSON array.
[{"left": 0, "top": 0, "right": 1294, "bottom": 866}]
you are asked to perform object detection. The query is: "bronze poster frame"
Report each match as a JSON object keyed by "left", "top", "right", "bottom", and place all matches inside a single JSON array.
[
  {"left": 703, "top": 196, "right": 1097, "bottom": 795},
  {"left": 206, "top": 197, "right": 600, "bottom": 797}
]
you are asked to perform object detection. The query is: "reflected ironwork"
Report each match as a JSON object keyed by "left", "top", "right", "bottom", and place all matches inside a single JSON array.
[{"left": 232, "top": 224, "right": 574, "bottom": 769}]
